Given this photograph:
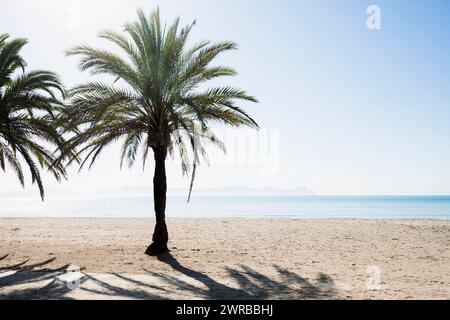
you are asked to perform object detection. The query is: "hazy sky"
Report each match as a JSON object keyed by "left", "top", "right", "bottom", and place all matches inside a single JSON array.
[{"left": 1, "top": 0, "right": 450, "bottom": 195}]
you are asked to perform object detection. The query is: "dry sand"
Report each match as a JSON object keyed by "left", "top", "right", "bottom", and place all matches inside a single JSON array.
[{"left": 1, "top": 218, "right": 449, "bottom": 300}]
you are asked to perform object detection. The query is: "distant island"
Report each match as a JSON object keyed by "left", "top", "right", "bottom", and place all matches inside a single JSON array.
[
  {"left": 89, "top": 185, "right": 315, "bottom": 197},
  {"left": 0, "top": 185, "right": 316, "bottom": 198},
  {"left": 100, "top": 185, "right": 317, "bottom": 197}
]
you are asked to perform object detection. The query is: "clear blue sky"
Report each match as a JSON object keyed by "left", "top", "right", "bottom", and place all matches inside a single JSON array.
[{"left": 1, "top": 0, "right": 449, "bottom": 195}]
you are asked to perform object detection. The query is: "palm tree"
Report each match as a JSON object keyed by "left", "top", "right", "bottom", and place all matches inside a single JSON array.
[
  {"left": 62, "top": 8, "right": 258, "bottom": 255},
  {"left": 0, "top": 34, "right": 67, "bottom": 200}
]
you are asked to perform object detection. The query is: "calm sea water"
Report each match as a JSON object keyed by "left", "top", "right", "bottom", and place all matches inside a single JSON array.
[{"left": 0, "top": 196, "right": 450, "bottom": 219}]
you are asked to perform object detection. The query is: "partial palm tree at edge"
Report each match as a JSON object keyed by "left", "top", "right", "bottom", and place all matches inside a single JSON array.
[
  {"left": 0, "top": 34, "right": 67, "bottom": 200},
  {"left": 61, "top": 8, "right": 258, "bottom": 255}
]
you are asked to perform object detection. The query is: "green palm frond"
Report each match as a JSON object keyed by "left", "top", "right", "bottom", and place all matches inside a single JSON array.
[
  {"left": 0, "top": 34, "right": 67, "bottom": 200},
  {"left": 62, "top": 8, "right": 258, "bottom": 200}
]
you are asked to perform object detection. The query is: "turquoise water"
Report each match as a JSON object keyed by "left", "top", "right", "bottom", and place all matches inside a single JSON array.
[{"left": 1, "top": 196, "right": 450, "bottom": 219}]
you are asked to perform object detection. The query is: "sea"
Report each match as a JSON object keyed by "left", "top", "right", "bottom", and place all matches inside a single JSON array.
[{"left": 1, "top": 195, "right": 450, "bottom": 219}]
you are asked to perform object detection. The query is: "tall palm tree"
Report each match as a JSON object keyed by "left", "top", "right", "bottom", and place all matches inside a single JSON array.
[
  {"left": 62, "top": 9, "right": 258, "bottom": 255},
  {"left": 0, "top": 34, "right": 67, "bottom": 200}
]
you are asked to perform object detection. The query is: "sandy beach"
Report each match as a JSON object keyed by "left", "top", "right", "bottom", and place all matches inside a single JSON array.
[{"left": 1, "top": 218, "right": 449, "bottom": 300}]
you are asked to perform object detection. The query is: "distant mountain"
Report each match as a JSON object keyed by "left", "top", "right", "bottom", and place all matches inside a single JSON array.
[
  {"left": 110, "top": 185, "right": 316, "bottom": 197},
  {"left": 0, "top": 185, "right": 316, "bottom": 198},
  {"left": 176, "top": 185, "right": 316, "bottom": 196}
]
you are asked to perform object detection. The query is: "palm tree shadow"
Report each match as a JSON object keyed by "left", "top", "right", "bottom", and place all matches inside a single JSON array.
[
  {"left": 0, "top": 257, "right": 157, "bottom": 300},
  {"left": 0, "top": 258, "right": 75, "bottom": 300},
  {"left": 144, "top": 253, "right": 337, "bottom": 300},
  {"left": 0, "top": 254, "right": 337, "bottom": 300},
  {"left": 80, "top": 274, "right": 165, "bottom": 300}
]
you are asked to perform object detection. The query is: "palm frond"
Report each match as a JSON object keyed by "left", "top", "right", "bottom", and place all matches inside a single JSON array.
[
  {"left": 0, "top": 35, "right": 68, "bottom": 199},
  {"left": 62, "top": 8, "right": 258, "bottom": 200}
]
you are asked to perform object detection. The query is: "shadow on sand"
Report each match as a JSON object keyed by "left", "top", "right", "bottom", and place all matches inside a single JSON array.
[
  {"left": 0, "top": 254, "right": 336, "bottom": 300},
  {"left": 0, "top": 257, "right": 75, "bottom": 299},
  {"left": 141, "top": 253, "right": 336, "bottom": 300}
]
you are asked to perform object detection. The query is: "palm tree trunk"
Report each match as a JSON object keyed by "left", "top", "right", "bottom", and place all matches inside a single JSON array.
[{"left": 145, "top": 146, "right": 169, "bottom": 255}]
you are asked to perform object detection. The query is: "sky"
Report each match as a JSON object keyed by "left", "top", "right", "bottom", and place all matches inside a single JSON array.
[{"left": 1, "top": 0, "right": 450, "bottom": 196}]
